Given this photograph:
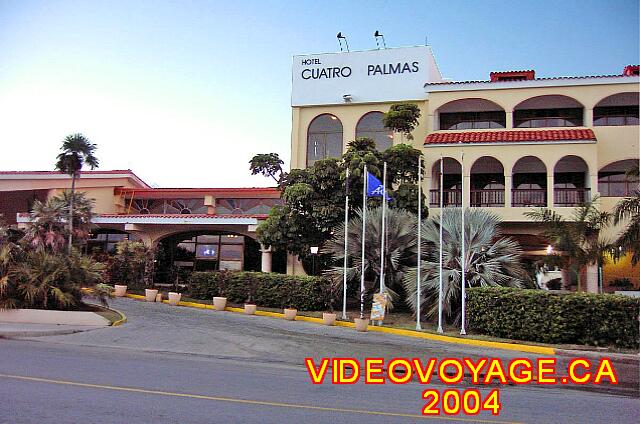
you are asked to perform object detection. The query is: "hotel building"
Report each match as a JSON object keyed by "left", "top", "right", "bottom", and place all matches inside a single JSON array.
[
  {"left": 290, "top": 46, "right": 639, "bottom": 291},
  {"left": 0, "top": 46, "right": 638, "bottom": 289}
]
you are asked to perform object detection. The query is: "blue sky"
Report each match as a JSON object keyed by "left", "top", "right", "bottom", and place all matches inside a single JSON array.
[{"left": 0, "top": 0, "right": 638, "bottom": 187}]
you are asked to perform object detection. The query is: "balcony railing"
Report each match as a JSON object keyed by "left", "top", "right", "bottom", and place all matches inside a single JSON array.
[
  {"left": 554, "top": 188, "right": 590, "bottom": 206},
  {"left": 429, "top": 189, "right": 462, "bottom": 207},
  {"left": 512, "top": 189, "right": 547, "bottom": 207},
  {"left": 470, "top": 189, "right": 504, "bottom": 207}
]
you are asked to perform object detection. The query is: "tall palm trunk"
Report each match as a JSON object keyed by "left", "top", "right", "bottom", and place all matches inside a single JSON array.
[{"left": 68, "top": 173, "right": 76, "bottom": 255}]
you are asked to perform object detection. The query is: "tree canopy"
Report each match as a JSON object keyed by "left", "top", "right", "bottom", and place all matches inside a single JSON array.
[{"left": 251, "top": 139, "right": 426, "bottom": 264}]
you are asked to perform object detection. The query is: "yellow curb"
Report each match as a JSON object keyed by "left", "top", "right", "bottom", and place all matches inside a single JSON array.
[
  {"left": 111, "top": 307, "right": 127, "bottom": 326},
  {"left": 366, "top": 325, "right": 555, "bottom": 355},
  {"left": 122, "top": 295, "right": 554, "bottom": 355}
]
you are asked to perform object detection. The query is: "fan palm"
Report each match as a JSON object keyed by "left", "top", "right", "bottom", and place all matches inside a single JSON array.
[
  {"left": 55, "top": 134, "right": 99, "bottom": 255},
  {"left": 322, "top": 207, "right": 418, "bottom": 309},
  {"left": 404, "top": 208, "right": 527, "bottom": 323},
  {"left": 525, "top": 198, "right": 611, "bottom": 291},
  {"left": 613, "top": 189, "right": 640, "bottom": 265},
  {"left": 23, "top": 191, "right": 95, "bottom": 253}
]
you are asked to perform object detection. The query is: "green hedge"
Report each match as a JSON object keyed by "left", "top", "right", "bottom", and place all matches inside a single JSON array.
[
  {"left": 188, "top": 271, "right": 332, "bottom": 311},
  {"left": 467, "top": 287, "right": 640, "bottom": 349}
]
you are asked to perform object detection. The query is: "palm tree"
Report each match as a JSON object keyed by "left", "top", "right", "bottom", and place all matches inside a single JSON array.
[
  {"left": 613, "top": 189, "right": 640, "bottom": 265},
  {"left": 55, "top": 134, "right": 99, "bottom": 255},
  {"left": 404, "top": 208, "right": 527, "bottom": 323},
  {"left": 525, "top": 198, "right": 611, "bottom": 291},
  {"left": 322, "top": 207, "right": 418, "bottom": 308},
  {"left": 22, "top": 191, "right": 95, "bottom": 253}
]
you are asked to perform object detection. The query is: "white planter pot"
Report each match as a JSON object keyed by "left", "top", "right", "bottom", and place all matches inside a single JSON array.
[
  {"left": 114, "top": 285, "right": 127, "bottom": 297},
  {"left": 284, "top": 308, "right": 297, "bottom": 321},
  {"left": 244, "top": 304, "right": 257, "bottom": 315},
  {"left": 145, "top": 289, "right": 158, "bottom": 302},
  {"left": 168, "top": 292, "right": 182, "bottom": 306},
  {"left": 213, "top": 297, "right": 227, "bottom": 311},
  {"left": 322, "top": 312, "right": 337, "bottom": 326},
  {"left": 354, "top": 317, "right": 369, "bottom": 332}
]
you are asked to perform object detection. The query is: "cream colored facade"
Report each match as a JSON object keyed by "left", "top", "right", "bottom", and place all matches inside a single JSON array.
[{"left": 290, "top": 64, "right": 640, "bottom": 290}]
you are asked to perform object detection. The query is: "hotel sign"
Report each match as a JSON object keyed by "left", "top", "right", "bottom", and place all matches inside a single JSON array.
[{"left": 292, "top": 46, "right": 441, "bottom": 106}]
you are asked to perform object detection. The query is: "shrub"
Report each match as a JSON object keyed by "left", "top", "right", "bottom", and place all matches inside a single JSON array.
[
  {"left": 188, "top": 271, "right": 332, "bottom": 311},
  {"left": 106, "top": 241, "right": 154, "bottom": 288},
  {"left": 609, "top": 278, "right": 633, "bottom": 289},
  {"left": 2, "top": 250, "right": 105, "bottom": 310},
  {"left": 467, "top": 287, "right": 640, "bottom": 349}
]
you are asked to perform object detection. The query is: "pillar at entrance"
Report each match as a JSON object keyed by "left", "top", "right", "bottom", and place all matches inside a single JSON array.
[
  {"left": 260, "top": 244, "right": 272, "bottom": 273},
  {"left": 585, "top": 264, "right": 599, "bottom": 293}
]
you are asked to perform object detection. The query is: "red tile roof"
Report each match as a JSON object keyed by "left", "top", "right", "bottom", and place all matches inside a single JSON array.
[
  {"left": 0, "top": 169, "right": 135, "bottom": 175},
  {"left": 424, "top": 129, "right": 597, "bottom": 145},
  {"left": 0, "top": 169, "right": 150, "bottom": 188},
  {"left": 490, "top": 70, "right": 535, "bottom": 81},
  {"left": 97, "top": 213, "right": 269, "bottom": 219},
  {"left": 427, "top": 73, "right": 637, "bottom": 86}
]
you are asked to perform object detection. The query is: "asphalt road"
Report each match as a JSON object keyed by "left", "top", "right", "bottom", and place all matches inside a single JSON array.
[{"left": 0, "top": 298, "right": 637, "bottom": 423}]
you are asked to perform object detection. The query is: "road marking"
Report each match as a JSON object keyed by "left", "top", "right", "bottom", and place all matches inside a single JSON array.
[{"left": 0, "top": 373, "right": 523, "bottom": 424}]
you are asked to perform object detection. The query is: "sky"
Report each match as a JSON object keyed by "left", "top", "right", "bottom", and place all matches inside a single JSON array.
[{"left": 0, "top": 0, "right": 638, "bottom": 188}]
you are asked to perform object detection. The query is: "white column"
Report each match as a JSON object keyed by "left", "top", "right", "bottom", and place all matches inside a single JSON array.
[
  {"left": 585, "top": 264, "right": 599, "bottom": 293},
  {"left": 547, "top": 173, "right": 555, "bottom": 207},
  {"left": 504, "top": 175, "right": 512, "bottom": 207},
  {"left": 584, "top": 108, "right": 593, "bottom": 127},
  {"left": 260, "top": 244, "right": 272, "bottom": 273},
  {"left": 463, "top": 173, "right": 471, "bottom": 208},
  {"left": 505, "top": 112, "right": 513, "bottom": 129}
]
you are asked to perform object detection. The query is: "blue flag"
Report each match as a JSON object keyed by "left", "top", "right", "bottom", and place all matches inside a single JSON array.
[{"left": 366, "top": 172, "right": 392, "bottom": 201}]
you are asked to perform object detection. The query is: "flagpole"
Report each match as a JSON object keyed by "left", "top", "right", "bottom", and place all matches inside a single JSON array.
[
  {"left": 460, "top": 150, "right": 467, "bottom": 336},
  {"left": 416, "top": 155, "right": 422, "bottom": 331},
  {"left": 342, "top": 168, "right": 349, "bottom": 320},
  {"left": 380, "top": 162, "right": 387, "bottom": 295},
  {"left": 360, "top": 165, "right": 367, "bottom": 320},
  {"left": 437, "top": 155, "right": 444, "bottom": 333}
]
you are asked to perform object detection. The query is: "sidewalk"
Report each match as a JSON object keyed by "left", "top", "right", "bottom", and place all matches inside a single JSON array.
[{"left": 0, "top": 323, "right": 104, "bottom": 338}]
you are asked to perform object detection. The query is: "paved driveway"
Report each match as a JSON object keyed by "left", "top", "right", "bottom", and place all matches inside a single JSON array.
[{"left": 35, "top": 297, "right": 538, "bottom": 364}]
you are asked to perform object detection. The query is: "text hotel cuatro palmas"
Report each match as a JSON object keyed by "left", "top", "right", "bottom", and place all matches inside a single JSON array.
[{"left": 304, "top": 356, "right": 618, "bottom": 416}]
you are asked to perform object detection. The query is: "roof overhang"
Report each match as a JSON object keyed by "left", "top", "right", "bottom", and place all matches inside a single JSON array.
[
  {"left": 424, "top": 129, "right": 597, "bottom": 147},
  {"left": 0, "top": 170, "right": 150, "bottom": 189},
  {"left": 425, "top": 75, "right": 639, "bottom": 93},
  {"left": 16, "top": 214, "right": 262, "bottom": 226}
]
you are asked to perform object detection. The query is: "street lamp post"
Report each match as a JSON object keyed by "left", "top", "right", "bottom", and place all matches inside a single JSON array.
[{"left": 310, "top": 246, "right": 319, "bottom": 275}]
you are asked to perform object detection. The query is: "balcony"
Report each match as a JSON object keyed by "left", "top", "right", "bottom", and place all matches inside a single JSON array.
[
  {"left": 512, "top": 189, "right": 547, "bottom": 207},
  {"left": 554, "top": 188, "right": 590, "bottom": 207},
  {"left": 429, "top": 189, "right": 462, "bottom": 207},
  {"left": 470, "top": 189, "right": 504, "bottom": 207}
]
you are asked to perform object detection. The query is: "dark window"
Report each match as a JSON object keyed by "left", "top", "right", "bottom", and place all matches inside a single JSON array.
[
  {"left": 307, "top": 114, "right": 343, "bottom": 166},
  {"left": 87, "top": 232, "right": 131, "bottom": 254},
  {"left": 439, "top": 111, "right": 506, "bottom": 130},
  {"left": 593, "top": 106, "right": 639, "bottom": 126},
  {"left": 514, "top": 108, "right": 583, "bottom": 128},
  {"left": 598, "top": 172, "right": 639, "bottom": 197},
  {"left": 356, "top": 112, "right": 393, "bottom": 151}
]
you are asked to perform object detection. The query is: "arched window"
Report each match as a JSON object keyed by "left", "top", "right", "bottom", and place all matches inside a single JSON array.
[
  {"left": 512, "top": 156, "right": 547, "bottom": 206},
  {"left": 437, "top": 99, "right": 506, "bottom": 130},
  {"left": 470, "top": 156, "right": 505, "bottom": 207},
  {"left": 356, "top": 112, "right": 393, "bottom": 151},
  {"left": 307, "top": 114, "right": 343, "bottom": 166},
  {"left": 554, "top": 156, "right": 589, "bottom": 206},
  {"left": 598, "top": 159, "right": 639, "bottom": 197},
  {"left": 514, "top": 95, "right": 584, "bottom": 128},
  {"left": 594, "top": 93, "right": 639, "bottom": 126}
]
